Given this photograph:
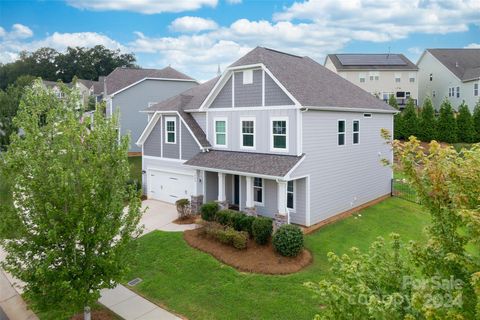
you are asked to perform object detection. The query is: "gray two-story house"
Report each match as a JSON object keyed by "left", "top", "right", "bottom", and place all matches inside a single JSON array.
[
  {"left": 104, "top": 66, "right": 198, "bottom": 152},
  {"left": 136, "top": 47, "right": 396, "bottom": 227}
]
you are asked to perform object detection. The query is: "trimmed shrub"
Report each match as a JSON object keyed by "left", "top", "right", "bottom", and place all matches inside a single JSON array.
[
  {"left": 273, "top": 225, "right": 304, "bottom": 257},
  {"left": 437, "top": 100, "right": 458, "bottom": 143},
  {"left": 175, "top": 198, "right": 190, "bottom": 218},
  {"left": 201, "top": 222, "right": 247, "bottom": 250},
  {"left": 419, "top": 98, "right": 436, "bottom": 142},
  {"left": 200, "top": 202, "right": 219, "bottom": 221},
  {"left": 251, "top": 217, "right": 273, "bottom": 245},
  {"left": 224, "top": 228, "right": 248, "bottom": 250},
  {"left": 457, "top": 103, "right": 476, "bottom": 143},
  {"left": 233, "top": 214, "right": 255, "bottom": 235},
  {"left": 215, "top": 209, "right": 236, "bottom": 226},
  {"left": 401, "top": 98, "right": 419, "bottom": 139}
]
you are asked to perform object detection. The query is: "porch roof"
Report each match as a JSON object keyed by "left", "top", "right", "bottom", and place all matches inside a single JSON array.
[{"left": 184, "top": 150, "right": 304, "bottom": 178}]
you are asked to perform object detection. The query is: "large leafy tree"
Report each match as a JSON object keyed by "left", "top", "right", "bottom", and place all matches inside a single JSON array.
[
  {"left": 389, "top": 95, "right": 404, "bottom": 140},
  {"left": 401, "top": 97, "right": 419, "bottom": 139},
  {"left": 0, "top": 81, "right": 143, "bottom": 318},
  {"left": 436, "top": 99, "right": 458, "bottom": 143},
  {"left": 418, "top": 97, "right": 436, "bottom": 142},
  {"left": 473, "top": 100, "right": 480, "bottom": 142},
  {"left": 0, "top": 75, "right": 35, "bottom": 150},
  {"left": 306, "top": 136, "right": 480, "bottom": 319},
  {"left": 456, "top": 102, "right": 476, "bottom": 143}
]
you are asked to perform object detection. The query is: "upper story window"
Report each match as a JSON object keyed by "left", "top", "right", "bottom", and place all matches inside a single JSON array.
[
  {"left": 475, "top": 83, "right": 479, "bottom": 96},
  {"left": 429, "top": 73, "right": 433, "bottom": 81},
  {"left": 287, "top": 180, "right": 295, "bottom": 210},
  {"left": 456, "top": 86, "right": 460, "bottom": 98},
  {"left": 353, "top": 120, "right": 360, "bottom": 144},
  {"left": 448, "top": 87, "right": 452, "bottom": 97},
  {"left": 359, "top": 73, "right": 366, "bottom": 83},
  {"left": 271, "top": 118, "right": 288, "bottom": 151},
  {"left": 165, "top": 117, "right": 176, "bottom": 144},
  {"left": 214, "top": 118, "right": 227, "bottom": 147},
  {"left": 241, "top": 118, "right": 255, "bottom": 149},
  {"left": 369, "top": 72, "right": 379, "bottom": 81},
  {"left": 409, "top": 73, "right": 416, "bottom": 83},
  {"left": 338, "top": 120, "right": 345, "bottom": 146},
  {"left": 394, "top": 73, "right": 401, "bottom": 83},
  {"left": 253, "top": 177, "right": 263, "bottom": 205},
  {"left": 243, "top": 70, "right": 253, "bottom": 84}
]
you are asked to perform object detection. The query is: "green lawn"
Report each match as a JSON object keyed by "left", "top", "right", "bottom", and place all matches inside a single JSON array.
[{"left": 124, "top": 197, "right": 430, "bottom": 320}]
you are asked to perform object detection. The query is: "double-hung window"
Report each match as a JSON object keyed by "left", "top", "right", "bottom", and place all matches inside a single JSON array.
[
  {"left": 394, "top": 73, "right": 401, "bottom": 83},
  {"left": 241, "top": 118, "right": 255, "bottom": 148},
  {"left": 475, "top": 83, "right": 479, "bottom": 96},
  {"left": 353, "top": 120, "right": 360, "bottom": 144},
  {"left": 359, "top": 73, "right": 366, "bottom": 83},
  {"left": 456, "top": 87, "right": 460, "bottom": 98},
  {"left": 338, "top": 120, "right": 345, "bottom": 146},
  {"left": 271, "top": 118, "right": 287, "bottom": 151},
  {"left": 287, "top": 180, "right": 294, "bottom": 210},
  {"left": 214, "top": 118, "right": 227, "bottom": 147},
  {"left": 253, "top": 177, "right": 263, "bottom": 205},
  {"left": 165, "top": 117, "right": 176, "bottom": 144},
  {"left": 409, "top": 73, "right": 416, "bottom": 83}
]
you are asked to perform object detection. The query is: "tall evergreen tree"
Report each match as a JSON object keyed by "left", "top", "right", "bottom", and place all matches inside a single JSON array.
[
  {"left": 389, "top": 95, "right": 403, "bottom": 140},
  {"left": 401, "top": 97, "right": 419, "bottom": 139},
  {"left": 473, "top": 99, "right": 480, "bottom": 142},
  {"left": 436, "top": 99, "right": 458, "bottom": 143},
  {"left": 456, "top": 102, "right": 475, "bottom": 143},
  {"left": 419, "top": 97, "right": 436, "bottom": 142}
]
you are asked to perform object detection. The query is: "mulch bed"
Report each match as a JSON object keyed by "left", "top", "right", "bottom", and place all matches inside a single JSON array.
[
  {"left": 173, "top": 215, "right": 199, "bottom": 224},
  {"left": 184, "top": 228, "right": 312, "bottom": 274}
]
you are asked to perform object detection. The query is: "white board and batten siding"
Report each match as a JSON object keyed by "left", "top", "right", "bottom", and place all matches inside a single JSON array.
[{"left": 290, "top": 110, "right": 393, "bottom": 226}]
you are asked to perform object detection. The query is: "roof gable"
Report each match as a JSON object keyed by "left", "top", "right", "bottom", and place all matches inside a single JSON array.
[{"left": 427, "top": 49, "right": 480, "bottom": 82}]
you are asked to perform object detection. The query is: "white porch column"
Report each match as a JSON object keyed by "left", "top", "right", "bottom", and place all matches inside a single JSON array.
[
  {"left": 277, "top": 180, "right": 288, "bottom": 215},
  {"left": 245, "top": 176, "right": 254, "bottom": 208},
  {"left": 218, "top": 172, "right": 226, "bottom": 202}
]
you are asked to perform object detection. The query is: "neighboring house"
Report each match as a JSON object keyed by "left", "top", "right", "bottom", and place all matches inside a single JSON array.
[
  {"left": 417, "top": 49, "right": 480, "bottom": 111},
  {"left": 136, "top": 47, "right": 395, "bottom": 228},
  {"left": 41, "top": 80, "right": 72, "bottom": 99},
  {"left": 104, "top": 67, "right": 198, "bottom": 152},
  {"left": 325, "top": 53, "right": 419, "bottom": 107}
]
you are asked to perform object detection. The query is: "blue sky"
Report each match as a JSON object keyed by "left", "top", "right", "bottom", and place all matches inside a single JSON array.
[{"left": 1, "top": 0, "right": 479, "bottom": 81}]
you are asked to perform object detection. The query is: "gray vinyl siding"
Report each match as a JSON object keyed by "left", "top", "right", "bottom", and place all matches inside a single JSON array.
[
  {"left": 254, "top": 178, "right": 277, "bottom": 218},
  {"left": 207, "top": 108, "right": 299, "bottom": 155},
  {"left": 233, "top": 70, "right": 262, "bottom": 107},
  {"left": 265, "top": 73, "right": 294, "bottom": 106},
  {"left": 291, "top": 110, "right": 393, "bottom": 226},
  {"left": 192, "top": 112, "right": 207, "bottom": 132},
  {"left": 143, "top": 118, "right": 162, "bottom": 157},
  {"left": 290, "top": 178, "right": 306, "bottom": 225},
  {"left": 210, "top": 77, "right": 232, "bottom": 108},
  {"left": 181, "top": 122, "right": 200, "bottom": 160},
  {"left": 111, "top": 79, "right": 196, "bottom": 152},
  {"left": 162, "top": 115, "right": 180, "bottom": 159},
  {"left": 205, "top": 171, "right": 218, "bottom": 202}
]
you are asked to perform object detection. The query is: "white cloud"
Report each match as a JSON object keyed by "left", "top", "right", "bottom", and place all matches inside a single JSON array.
[
  {"left": 66, "top": 0, "right": 218, "bottom": 14},
  {"left": 170, "top": 16, "right": 218, "bottom": 32},
  {"left": 226, "top": 0, "right": 242, "bottom": 4},
  {"left": 0, "top": 27, "right": 6, "bottom": 38},
  {"left": 0, "top": 24, "right": 33, "bottom": 40},
  {"left": 465, "top": 43, "right": 480, "bottom": 48}
]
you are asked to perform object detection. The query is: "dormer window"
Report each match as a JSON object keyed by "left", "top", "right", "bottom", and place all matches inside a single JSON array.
[{"left": 243, "top": 70, "right": 253, "bottom": 84}]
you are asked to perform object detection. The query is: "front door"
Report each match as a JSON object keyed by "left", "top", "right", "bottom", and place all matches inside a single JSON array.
[{"left": 234, "top": 175, "right": 240, "bottom": 206}]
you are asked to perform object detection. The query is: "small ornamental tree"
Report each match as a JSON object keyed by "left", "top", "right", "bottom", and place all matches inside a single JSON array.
[
  {"left": 436, "top": 99, "right": 458, "bottom": 143},
  {"left": 0, "top": 80, "right": 143, "bottom": 319},
  {"left": 456, "top": 102, "right": 476, "bottom": 143},
  {"left": 401, "top": 97, "right": 419, "bottom": 139},
  {"left": 418, "top": 97, "right": 436, "bottom": 142},
  {"left": 473, "top": 99, "right": 480, "bottom": 141},
  {"left": 389, "top": 94, "right": 404, "bottom": 140}
]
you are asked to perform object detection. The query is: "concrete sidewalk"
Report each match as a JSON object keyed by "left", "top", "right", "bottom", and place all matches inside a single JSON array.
[
  {"left": 0, "top": 268, "right": 38, "bottom": 320},
  {"left": 99, "top": 285, "right": 180, "bottom": 320}
]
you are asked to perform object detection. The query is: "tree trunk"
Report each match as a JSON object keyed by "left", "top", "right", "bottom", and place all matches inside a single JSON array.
[{"left": 84, "top": 306, "right": 91, "bottom": 320}]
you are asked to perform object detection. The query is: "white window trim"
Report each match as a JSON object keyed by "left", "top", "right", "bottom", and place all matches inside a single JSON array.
[
  {"left": 240, "top": 117, "right": 256, "bottom": 150},
  {"left": 165, "top": 116, "right": 176, "bottom": 144},
  {"left": 337, "top": 119, "right": 346, "bottom": 147},
  {"left": 253, "top": 177, "right": 264, "bottom": 206},
  {"left": 214, "top": 117, "right": 228, "bottom": 148},
  {"left": 270, "top": 117, "right": 289, "bottom": 152},
  {"left": 243, "top": 69, "right": 253, "bottom": 84},
  {"left": 287, "top": 180, "right": 296, "bottom": 212},
  {"left": 353, "top": 119, "right": 360, "bottom": 145}
]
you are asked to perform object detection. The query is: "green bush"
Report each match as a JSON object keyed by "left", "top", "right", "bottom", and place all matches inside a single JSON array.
[
  {"left": 457, "top": 103, "right": 476, "bottom": 143},
  {"left": 215, "top": 209, "right": 236, "bottom": 226},
  {"left": 175, "top": 198, "right": 190, "bottom": 218},
  {"left": 233, "top": 214, "right": 255, "bottom": 235},
  {"left": 251, "top": 217, "right": 273, "bottom": 245},
  {"left": 224, "top": 228, "right": 248, "bottom": 250},
  {"left": 437, "top": 100, "right": 458, "bottom": 143},
  {"left": 273, "top": 225, "right": 304, "bottom": 257},
  {"left": 202, "top": 222, "right": 247, "bottom": 250},
  {"left": 402, "top": 98, "right": 419, "bottom": 139},
  {"left": 200, "top": 202, "right": 219, "bottom": 221}
]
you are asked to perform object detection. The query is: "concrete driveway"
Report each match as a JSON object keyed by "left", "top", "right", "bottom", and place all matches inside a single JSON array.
[{"left": 139, "top": 199, "right": 197, "bottom": 235}]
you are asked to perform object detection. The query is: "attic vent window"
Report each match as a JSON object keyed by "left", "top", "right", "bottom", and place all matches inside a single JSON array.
[
  {"left": 363, "top": 113, "right": 372, "bottom": 118},
  {"left": 243, "top": 70, "right": 253, "bottom": 84}
]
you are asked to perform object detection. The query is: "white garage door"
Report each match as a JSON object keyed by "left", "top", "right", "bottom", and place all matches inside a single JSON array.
[{"left": 148, "top": 169, "right": 193, "bottom": 204}]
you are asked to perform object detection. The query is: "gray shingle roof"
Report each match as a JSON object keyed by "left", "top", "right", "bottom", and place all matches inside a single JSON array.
[
  {"left": 327, "top": 53, "right": 418, "bottom": 71},
  {"left": 427, "top": 49, "right": 480, "bottom": 82},
  {"left": 185, "top": 150, "right": 304, "bottom": 177},
  {"left": 231, "top": 47, "right": 395, "bottom": 111},
  {"left": 105, "top": 66, "right": 195, "bottom": 95}
]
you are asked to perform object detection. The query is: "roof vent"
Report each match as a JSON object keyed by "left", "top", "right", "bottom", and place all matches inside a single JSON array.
[{"left": 455, "top": 61, "right": 459, "bottom": 67}]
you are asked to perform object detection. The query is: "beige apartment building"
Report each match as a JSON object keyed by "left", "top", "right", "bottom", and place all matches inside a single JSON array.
[{"left": 325, "top": 54, "right": 419, "bottom": 107}]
